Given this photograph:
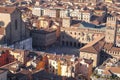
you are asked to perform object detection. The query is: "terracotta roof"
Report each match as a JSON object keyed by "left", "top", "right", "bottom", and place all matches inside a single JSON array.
[
  {"left": 103, "top": 67, "right": 120, "bottom": 75},
  {"left": 80, "top": 36, "right": 105, "bottom": 54},
  {"left": 110, "top": 47, "right": 120, "bottom": 52},
  {"left": 0, "top": 7, "right": 16, "bottom": 14},
  {"left": 0, "top": 0, "right": 6, "bottom": 3},
  {"left": 103, "top": 42, "right": 120, "bottom": 52}
]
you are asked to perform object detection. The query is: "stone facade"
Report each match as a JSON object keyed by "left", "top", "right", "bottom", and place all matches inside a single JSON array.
[
  {"left": 60, "top": 17, "right": 120, "bottom": 48},
  {"left": 105, "top": 17, "right": 117, "bottom": 44},
  {"left": 0, "top": 69, "right": 8, "bottom": 80},
  {"left": 60, "top": 25, "right": 104, "bottom": 47},
  {"left": 43, "top": 9, "right": 60, "bottom": 18},
  {"left": 31, "top": 29, "right": 57, "bottom": 48},
  {"left": 80, "top": 52, "right": 99, "bottom": 67},
  {"left": 0, "top": 7, "right": 28, "bottom": 45}
]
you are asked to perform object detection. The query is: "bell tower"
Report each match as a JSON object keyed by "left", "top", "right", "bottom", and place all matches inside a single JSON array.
[{"left": 105, "top": 17, "right": 117, "bottom": 44}]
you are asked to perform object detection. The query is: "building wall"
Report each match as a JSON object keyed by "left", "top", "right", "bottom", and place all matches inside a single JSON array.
[
  {"left": 60, "top": 24, "right": 120, "bottom": 48},
  {"left": 0, "top": 71, "right": 7, "bottom": 80},
  {"left": 43, "top": 9, "right": 57, "bottom": 18},
  {"left": 0, "top": 8, "right": 27, "bottom": 45},
  {"left": 0, "top": 50, "right": 9, "bottom": 67},
  {"left": 9, "top": 38, "right": 32, "bottom": 50},
  {"left": 32, "top": 7, "right": 43, "bottom": 16},
  {"left": 77, "top": 60, "right": 92, "bottom": 80},
  {"left": 61, "top": 65, "right": 67, "bottom": 76},
  {"left": 48, "top": 59, "right": 73, "bottom": 77},
  {"left": 0, "top": 13, "right": 11, "bottom": 28},
  {"left": 10, "top": 9, "right": 22, "bottom": 44},
  {"left": 60, "top": 10, "right": 68, "bottom": 18},
  {"left": 103, "top": 49, "right": 120, "bottom": 59},
  {"left": 70, "top": 10, "right": 82, "bottom": 20},
  {"left": 60, "top": 27, "right": 104, "bottom": 47},
  {"left": 105, "top": 17, "right": 117, "bottom": 44},
  {"left": 48, "top": 56, "right": 93, "bottom": 79},
  {"left": 82, "top": 12, "right": 92, "bottom": 23},
  {"left": 45, "top": 32, "right": 57, "bottom": 46},
  {"left": 0, "top": 13, "right": 10, "bottom": 44},
  {"left": 62, "top": 18, "right": 71, "bottom": 28},
  {"left": 80, "top": 52, "right": 98, "bottom": 67},
  {"left": 32, "top": 31, "right": 46, "bottom": 47},
  {"left": 48, "top": 59, "right": 58, "bottom": 74},
  {"left": 105, "top": 0, "right": 113, "bottom": 3},
  {"left": 32, "top": 30, "right": 56, "bottom": 48}
]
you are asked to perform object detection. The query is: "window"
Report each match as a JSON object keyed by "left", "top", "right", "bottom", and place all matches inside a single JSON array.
[
  {"left": 78, "top": 43, "right": 81, "bottom": 47},
  {"left": 50, "top": 65, "right": 51, "bottom": 68},
  {"left": 74, "top": 32, "right": 76, "bottom": 35},
  {"left": 53, "top": 69, "right": 54, "bottom": 73},
  {"left": 66, "top": 41, "right": 68, "bottom": 46},
  {"left": 15, "top": 20, "right": 18, "bottom": 30},
  {"left": 70, "top": 42, "right": 72, "bottom": 46},
  {"left": 74, "top": 42, "right": 76, "bottom": 47}
]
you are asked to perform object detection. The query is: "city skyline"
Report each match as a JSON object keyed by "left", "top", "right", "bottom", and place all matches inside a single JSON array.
[{"left": 0, "top": 0, "right": 120, "bottom": 80}]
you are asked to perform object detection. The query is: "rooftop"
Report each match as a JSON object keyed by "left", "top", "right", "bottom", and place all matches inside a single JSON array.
[
  {"left": 0, "top": 6, "right": 16, "bottom": 14},
  {"left": 80, "top": 36, "right": 105, "bottom": 54},
  {"left": 103, "top": 67, "right": 120, "bottom": 75},
  {"left": 31, "top": 28, "right": 56, "bottom": 34},
  {"left": 79, "top": 21, "right": 106, "bottom": 31}
]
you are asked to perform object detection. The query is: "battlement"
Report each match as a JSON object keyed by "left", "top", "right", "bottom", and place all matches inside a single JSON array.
[{"left": 107, "top": 17, "right": 117, "bottom": 22}]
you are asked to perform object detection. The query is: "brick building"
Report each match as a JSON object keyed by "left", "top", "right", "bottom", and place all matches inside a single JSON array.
[
  {"left": 0, "top": 6, "right": 28, "bottom": 45},
  {"left": 31, "top": 29, "right": 57, "bottom": 48}
]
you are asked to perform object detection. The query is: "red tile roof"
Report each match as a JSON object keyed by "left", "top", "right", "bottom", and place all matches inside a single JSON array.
[
  {"left": 103, "top": 67, "right": 120, "bottom": 75},
  {"left": 80, "top": 36, "right": 105, "bottom": 54},
  {"left": 0, "top": 7, "right": 16, "bottom": 14}
]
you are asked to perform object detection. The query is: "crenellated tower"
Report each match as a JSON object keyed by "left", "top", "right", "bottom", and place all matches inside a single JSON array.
[{"left": 105, "top": 17, "right": 117, "bottom": 45}]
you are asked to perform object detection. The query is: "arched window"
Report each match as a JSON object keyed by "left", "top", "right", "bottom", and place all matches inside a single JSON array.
[
  {"left": 66, "top": 41, "right": 68, "bottom": 46},
  {"left": 74, "top": 42, "right": 76, "bottom": 47},
  {"left": 70, "top": 42, "right": 72, "bottom": 46}
]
